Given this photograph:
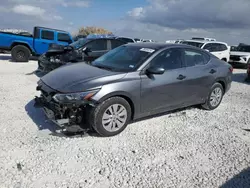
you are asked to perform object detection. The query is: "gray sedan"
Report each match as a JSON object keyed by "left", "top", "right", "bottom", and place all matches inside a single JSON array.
[{"left": 34, "top": 43, "right": 233, "bottom": 137}]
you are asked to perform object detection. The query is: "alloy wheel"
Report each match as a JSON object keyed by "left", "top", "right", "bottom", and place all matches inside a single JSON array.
[
  {"left": 210, "top": 87, "right": 223, "bottom": 107},
  {"left": 102, "top": 104, "right": 128, "bottom": 132}
]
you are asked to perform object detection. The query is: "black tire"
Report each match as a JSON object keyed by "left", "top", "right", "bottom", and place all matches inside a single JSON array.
[
  {"left": 11, "top": 45, "right": 31, "bottom": 62},
  {"left": 221, "top": 58, "right": 227, "bottom": 62},
  {"left": 201, "top": 82, "right": 224, "bottom": 110},
  {"left": 88, "top": 97, "right": 131, "bottom": 137}
]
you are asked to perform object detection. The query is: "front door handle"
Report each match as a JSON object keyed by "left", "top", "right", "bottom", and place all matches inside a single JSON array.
[
  {"left": 209, "top": 69, "right": 216, "bottom": 74},
  {"left": 177, "top": 74, "right": 186, "bottom": 80}
]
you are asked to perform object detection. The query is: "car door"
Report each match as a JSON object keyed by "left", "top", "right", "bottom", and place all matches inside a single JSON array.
[
  {"left": 140, "top": 48, "right": 190, "bottom": 114},
  {"left": 35, "top": 29, "right": 55, "bottom": 55},
  {"left": 83, "top": 39, "right": 108, "bottom": 62},
  {"left": 181, "top": 48, "right": 215, "bottom": 105},
  {"left": 218, "top": 43, "right": 230, "bottom": 61}
]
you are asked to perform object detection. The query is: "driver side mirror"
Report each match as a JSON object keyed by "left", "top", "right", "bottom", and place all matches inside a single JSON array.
[{"left": 146, "top": 67, "right": 165, "bottom": 75}]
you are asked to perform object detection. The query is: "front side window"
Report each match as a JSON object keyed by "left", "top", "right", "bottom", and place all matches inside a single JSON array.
[
  {"left": 85, "top": 39, "right": 107, "bottom": 51},
  {"left": 183, "top": 49, "right": 210, "bottom": 67},
  {"left": 149, "top": 48, "right": 183, "bottom": 70},
  {"left": 70, "top": 38, "right": 89, "bottom": 49},
  {"left": 91, "top": 46, "right": 155, "bottom": 72},
  {"left": 41, "top": 30, "right": 54, "bottom": 40},
  {"left": 58, "top": 33, "right": 71, "bottom": 43}
]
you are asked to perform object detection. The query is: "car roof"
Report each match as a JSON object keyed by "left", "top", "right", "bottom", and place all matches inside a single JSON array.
[
  {"left": 183, "top": 40, "right": 228, "bottom": 45},
  {"left": 124, "top": 42, "right": 196, "bottom": 50}
]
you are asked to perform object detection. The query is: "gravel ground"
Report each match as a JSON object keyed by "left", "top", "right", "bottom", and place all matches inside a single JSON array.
[{"left": 0, "top": 54, "right": 250, "bottom": 188}]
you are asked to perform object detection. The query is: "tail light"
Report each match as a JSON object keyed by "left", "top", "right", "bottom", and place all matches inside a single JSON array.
[{"left": 229, "top": 66, "right": 233, "bottom": 72}]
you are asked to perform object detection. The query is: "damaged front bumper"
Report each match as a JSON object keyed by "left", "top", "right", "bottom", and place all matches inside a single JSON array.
[
  {"left": 34, "top": 84, "right": 96, "bottom": 132},
  {"left": 34, "top": 96, "right": 70, "bottom": 128}
]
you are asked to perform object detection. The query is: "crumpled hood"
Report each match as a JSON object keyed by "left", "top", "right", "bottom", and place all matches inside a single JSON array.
[
  {"left": 41, "top": 63, "right": 126, "bottom": 93},
  {"left": 230, "top": 51, "right": 250, "bottom": 57}
]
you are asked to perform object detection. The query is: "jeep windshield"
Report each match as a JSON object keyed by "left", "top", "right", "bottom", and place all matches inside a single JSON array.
[
  {"left": 70, "top": 38, "right": 89, "bottom": 49},
  {"left": 237, "top": 45, "right": 250, "bottom": 52},
  {"left": 91, "top": 45, "right": 156, "bottom": 72}
]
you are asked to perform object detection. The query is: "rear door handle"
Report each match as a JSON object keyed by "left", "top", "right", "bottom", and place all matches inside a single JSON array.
[
  {"left": 209, "top": 69, "right": 216, "bottom": 74},
  {"left": 177, "top": 74, "right": 186, "bottom": 80}
]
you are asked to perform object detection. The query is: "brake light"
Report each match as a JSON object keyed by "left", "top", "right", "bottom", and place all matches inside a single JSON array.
[{"left": 229, "top": 66, "right": 233, "bottom": 72}]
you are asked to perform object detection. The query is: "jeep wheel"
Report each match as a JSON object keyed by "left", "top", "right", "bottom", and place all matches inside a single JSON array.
[{"left": 11, "top": 45, "right": 31, "bottom": 62}]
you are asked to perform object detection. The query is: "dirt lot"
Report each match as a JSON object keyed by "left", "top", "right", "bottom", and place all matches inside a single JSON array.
[{"left": 0, "top": 54, "right": 250, "bottom": 188}]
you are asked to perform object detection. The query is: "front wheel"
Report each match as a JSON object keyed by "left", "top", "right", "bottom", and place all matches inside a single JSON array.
[
  {"left": 89, "top": 97, "right": 131, "bottom": 137},
  {"left": 11, "top": 45, "right": 31, "bottom": 62},
  {"left": 201, "top": 83, "right": 224, "bottom": 110}
]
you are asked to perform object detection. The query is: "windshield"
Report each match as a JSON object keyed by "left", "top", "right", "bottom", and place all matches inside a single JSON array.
[
  {"left": 182, "top": 41, "right": 204, "bottom": 48},
  {"left": 237, "top": 46, "right": 250, "bottom": 52},
  {"left": 70, "top": 38, "right": 88, "bottom": 49},
  {"left": 91, "top": 45, "right": 155, "bottom": 72}
]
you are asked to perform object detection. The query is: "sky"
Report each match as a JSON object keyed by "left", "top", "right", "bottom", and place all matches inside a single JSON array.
[{"left": 0, "top": 0, "right": 250, "bottom": 45}]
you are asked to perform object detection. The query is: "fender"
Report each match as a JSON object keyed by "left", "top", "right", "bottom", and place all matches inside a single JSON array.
[
  {"left": 11, "top": 41, "right": 35, "bottom": 53},
  {"left": 94, "top": 90, "right": 139, "bottom": 120}
]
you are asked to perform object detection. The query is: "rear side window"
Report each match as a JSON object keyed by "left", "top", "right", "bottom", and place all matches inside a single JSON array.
[
  {"left": 58, "top": 33, "right": 71, "bottom": 43},
  {"left": 218, "top": 44, "right": 228, "bottom": 51},
  {"left": 41, "top": 30, "right": 54, "bottom": 40},
  {"left": 203, "top": 43, "right": 218, "bottom": 52},
  {"left": 183, "top": 49, "right": 210, "bottom": 67},
  {"left": 111, "top": 40, "right": 125, "bottom": 49},
  {"left": 85, "top": 39, "right": 107, "bottom": 51}
]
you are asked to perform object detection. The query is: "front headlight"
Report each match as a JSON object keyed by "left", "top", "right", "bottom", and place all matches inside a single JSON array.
[{"left": 52, "top": 89, "right": 100, "bottom": 103}]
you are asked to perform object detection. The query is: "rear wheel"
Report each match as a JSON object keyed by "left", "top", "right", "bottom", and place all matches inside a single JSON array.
[
  {"left": 89, "top": 97, "right": 131, "bottom": 137},
  {"left": 11, "top": 45, "right": 31, "bottom": 62},
  {"left": 201, "top": 83, "right": 224, "bottom": 110}
]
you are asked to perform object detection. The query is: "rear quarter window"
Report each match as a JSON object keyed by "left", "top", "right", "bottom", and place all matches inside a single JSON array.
[{"left": 111, "top": 39, "right": 126, "bottom": 49}]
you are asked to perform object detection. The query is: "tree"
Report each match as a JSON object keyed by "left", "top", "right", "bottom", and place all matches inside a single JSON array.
[{"left": 77, "top": 26, "right": 113, "bottom": 36}]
